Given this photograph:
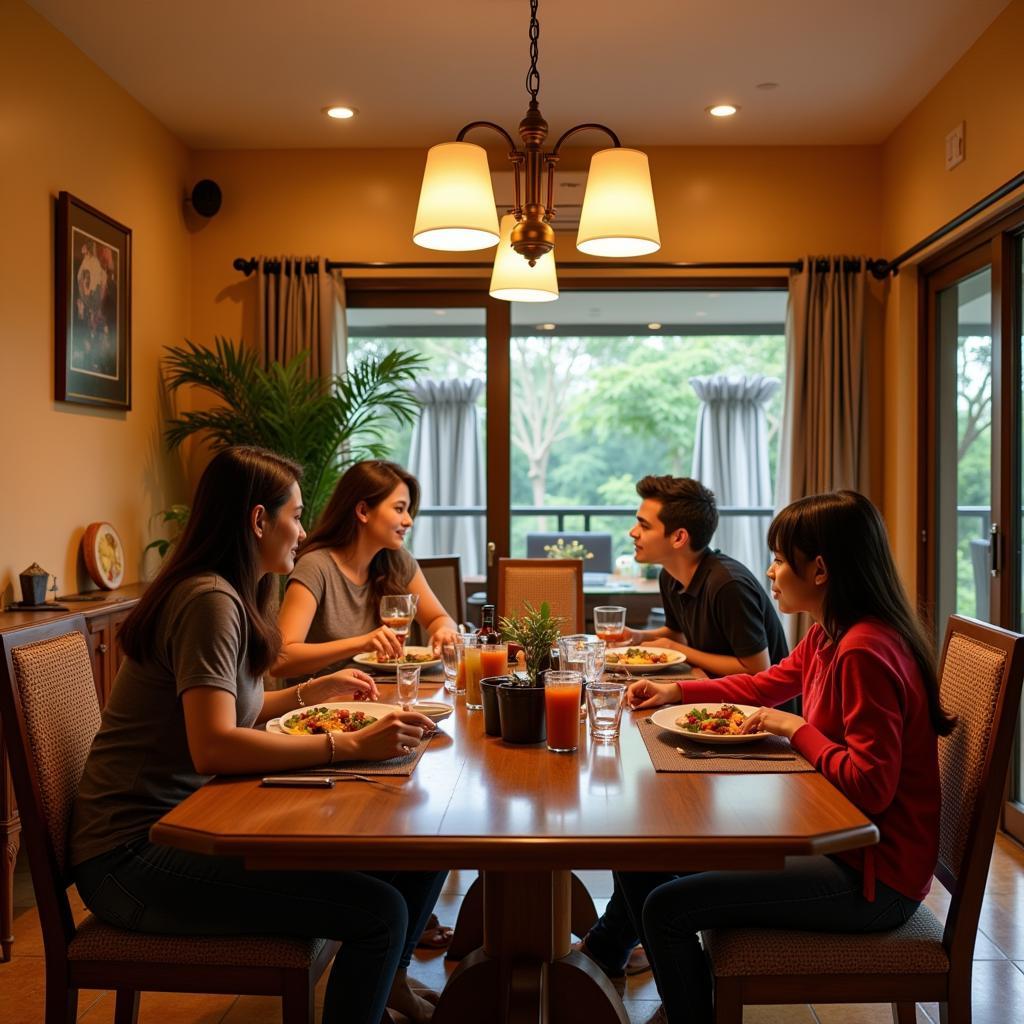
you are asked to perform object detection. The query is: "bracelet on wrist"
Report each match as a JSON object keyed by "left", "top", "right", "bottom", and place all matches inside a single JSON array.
[
  {"left": 325, "top": 731, "right": 336, "bottom": 764},
  {"left": 296, "top": 679, "right": 313, "bottom": 706}
]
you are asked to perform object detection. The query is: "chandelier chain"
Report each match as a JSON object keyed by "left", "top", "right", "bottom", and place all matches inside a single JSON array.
[{"left": 526, "top": 0, "right": 540, "bottom": 102}]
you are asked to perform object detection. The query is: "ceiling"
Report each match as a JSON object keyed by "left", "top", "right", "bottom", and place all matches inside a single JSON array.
[{"left": 28, "top": 0, "right": 1009, "bottom": 150}]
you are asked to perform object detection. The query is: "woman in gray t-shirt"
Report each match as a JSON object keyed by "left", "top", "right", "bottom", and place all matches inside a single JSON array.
[
  {"left": 70, "top": 447, "right": 444, "bottom": 1024},
  {"left": 276, "top": 460, "right": 459, "bottom": 680}
]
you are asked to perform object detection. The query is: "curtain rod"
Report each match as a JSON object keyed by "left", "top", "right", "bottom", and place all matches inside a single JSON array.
[{"left": 231, "top": 167, "right": 1024, "bottom": 283}]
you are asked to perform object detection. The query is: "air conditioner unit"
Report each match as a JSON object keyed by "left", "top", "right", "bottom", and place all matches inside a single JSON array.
[{"left": 490, "top": 170, "right": 588, "bottom": 233}]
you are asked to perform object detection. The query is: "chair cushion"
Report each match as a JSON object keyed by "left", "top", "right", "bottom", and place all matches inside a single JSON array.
[
  {"left": 68, "top": 913, "right": 330, "bottom": 968},
  {"left": 702, "top": 904, "right": 949, "bottom": 977}
]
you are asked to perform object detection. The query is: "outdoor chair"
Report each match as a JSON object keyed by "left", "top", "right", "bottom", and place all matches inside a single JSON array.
[
  {"left": 0, "top": 617, "right": 338, "bottom": 1024},
  {"left": 497, "top": 557, "right": 585, "bottom": 634},
  {"left": 701, "top": 614, "right": 1024, "bottom": 1023}
]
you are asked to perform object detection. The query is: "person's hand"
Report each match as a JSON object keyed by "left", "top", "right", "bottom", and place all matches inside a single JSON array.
[
  {"left": 349, "top": 710, "right": 436, "bottom": 761},
  {"left": 740, "top": 707, "right": 806, "bottom": 739},
  {"left": 646, "top": 637, "right": 688, "bottom": 654},
  {"left": 428, "top": 625, "right": 459, "bottom": 654},
  {"left": 362, "top": 626, "right": 405, "bottom": 662},
  {"left": 626, "top": 679, "right": 681, "bottom": 710},
  {"left": 310, "top": 668, "right": 379, "bottom": 703}
]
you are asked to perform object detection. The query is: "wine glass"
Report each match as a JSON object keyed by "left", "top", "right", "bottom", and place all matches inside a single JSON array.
[{"left": 380, "top": 594, "right": 415, "bottom": 660}]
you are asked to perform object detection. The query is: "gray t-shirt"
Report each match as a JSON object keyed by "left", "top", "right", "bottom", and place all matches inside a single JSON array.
[
  {"left": 286, "top": 546, "right": 418, "bottom": 679},
  {"left": 70, "top": 574, "right": 264, "bottom": 866}
]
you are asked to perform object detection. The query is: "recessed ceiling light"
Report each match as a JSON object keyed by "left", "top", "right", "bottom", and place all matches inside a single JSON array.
[
  {"left": 647, "top": 322, "right": 662, "bottom": 330},
  {"left": 706, "top": 104, "right": 738, "bottom": 118},
  {"left": 323, "top": 105, "right": 357, "bottom": 120},
  {"left": 537, "top": 323, "right": 556, "bottom": 331}
]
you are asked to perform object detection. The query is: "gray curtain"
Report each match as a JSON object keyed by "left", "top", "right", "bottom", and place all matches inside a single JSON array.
[
  {"left": 256, "top": 255, "right": 339, "bottom": 377},
  {"left": 406, "top": 379, "right": 486, "bottom": 577},
  {"left": 690, "top": 374, "right": 781, "bottom": 583}
]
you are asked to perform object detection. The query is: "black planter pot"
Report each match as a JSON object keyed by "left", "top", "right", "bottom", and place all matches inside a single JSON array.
[
  {"left": 480, "top": 676, "right": 509, "bottom": 736},
  {"left": 496, "top": 681, "right": 546, "bottom": 744}
]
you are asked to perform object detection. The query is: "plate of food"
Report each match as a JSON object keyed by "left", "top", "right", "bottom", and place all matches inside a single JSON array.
[
  {"left": 275, "top": 702, "right": 403, "bottom": 736},
  {"left": 604, "top": 646, "right": 686, "bottom": 674},
  {"left": 352, "top": 647, "right": 441, "bottom": 674},
  {"left": 649, "top": 703, "right": 769, "bottom": 745}
]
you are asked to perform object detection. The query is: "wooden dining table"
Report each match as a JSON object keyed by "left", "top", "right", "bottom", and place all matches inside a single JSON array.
[{"left": 151, "top": 677, "right": 879, "bottom": 1024}]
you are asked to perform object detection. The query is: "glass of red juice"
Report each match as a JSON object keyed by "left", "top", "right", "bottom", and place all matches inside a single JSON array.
[
  {"left": 543, "top": 670, "right": 583, "bottom": 753},
  {"left": 479, "top": 643, "right": 508, "bottom": 679}
]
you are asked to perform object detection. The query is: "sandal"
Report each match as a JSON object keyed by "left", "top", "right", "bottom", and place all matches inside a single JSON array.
[{"left": 415, "top": 912, "right": 454, "bottom": 949}]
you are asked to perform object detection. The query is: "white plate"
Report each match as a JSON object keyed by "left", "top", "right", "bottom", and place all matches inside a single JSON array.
[
  {"left": 352, "top": 646, "right": 441, "bottom": 674},
  {"left": 410, "top": 701, "right": 454, "bottom": 723},
  {"left": 274, "top": 701, "right": 403, "bottom": 736},
  {"left": 649, "top": 703, "right": 770, "bottom": 745},
  {"left": 603, "top": 646, "right": 687, "bottom": 675}
]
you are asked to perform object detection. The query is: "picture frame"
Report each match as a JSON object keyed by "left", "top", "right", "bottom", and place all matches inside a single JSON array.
[{"left": 55, "top": 191, "right": 132, "bottom": 409}]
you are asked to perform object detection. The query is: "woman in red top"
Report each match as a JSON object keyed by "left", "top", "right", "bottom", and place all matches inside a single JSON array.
[{"left": 621, "top": 490, "right": 955, "bottom": 1024}]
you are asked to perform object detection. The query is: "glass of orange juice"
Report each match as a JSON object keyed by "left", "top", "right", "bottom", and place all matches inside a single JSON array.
[
  {"left": 479, "top": 642, "right": 508, "bottom": 680},
  {"left": 543, "top": 670, "right": 583, "bottom": 753},
  {"left": 457, "top": 635, "right": 484, "bottom": 709}
]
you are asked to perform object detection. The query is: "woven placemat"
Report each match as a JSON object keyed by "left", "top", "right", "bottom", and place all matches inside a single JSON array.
[
  {"left": 638, "top": 717, "right": 814, "bottom": 773},
  {"left": 287, "top": 732, "right": 434, "bottom": 777}
]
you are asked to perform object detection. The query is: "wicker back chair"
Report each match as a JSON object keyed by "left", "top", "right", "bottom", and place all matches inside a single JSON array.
[
  {"left": 497, "top": 558, "right": 585, "bottom": 634},
  {"left": 701, "top": 615, "right": 1024, "bottom": 1023},
  {"left": 0, "top": 617, "right": 338, "bottom": 1024}
]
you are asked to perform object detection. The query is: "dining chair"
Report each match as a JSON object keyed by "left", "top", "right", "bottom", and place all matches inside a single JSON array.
[
  {"left": 0, "top": 617, "right": 339, "bottom": 1024},
  {"left": 497, "top": 557, "right": 585, "bottom": 634},
  {"left": 410, "top": 554, "right": 467, "bottom": 645},
  {"left": 700, "top": 614, "right": 1024, "bottom": 1024}
]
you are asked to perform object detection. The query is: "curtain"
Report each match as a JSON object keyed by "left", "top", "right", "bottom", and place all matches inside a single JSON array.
[
  {"left": 690, "top": 374, "right": 781, "bottom": 583},
  {"left": 405, "top": 379, "right": 486, "bottom": 577},
  {"left": 255, "top": 255, "right": 340, "bottom": 377}
]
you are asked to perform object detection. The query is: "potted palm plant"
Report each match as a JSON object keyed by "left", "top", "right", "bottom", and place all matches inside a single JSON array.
[
  {"left": 151, "top": 338, "right": 425, "bottom": 540},
  {"left": 495, "top": 601, "right": 565, "bottom": 743}
]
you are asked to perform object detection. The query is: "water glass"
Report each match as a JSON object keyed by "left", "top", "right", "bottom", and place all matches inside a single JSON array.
[
  {"left": 396, "top": 663, "right": 420, "bottom": 708},
  {"left": 594, "top": 606, "right": 628, "bottom": 644},
  {"left": 440, "top": 641, "right": 461, "bottom": 693},
  {"left": 543, "top": 670, "right": 583, "bottom": 753},
  {"left": 585, "top": 680, "right": 626, "bottom": 741}
]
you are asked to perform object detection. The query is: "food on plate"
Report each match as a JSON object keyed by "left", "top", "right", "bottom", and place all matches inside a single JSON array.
[
  {"left": 677, "top": 704, "right": 748, "bottom": 736},
  {"left": 367, "top": 651, "right": 435, "bottom": 665},
  {"left": 281, "top": 706, "right": 378, "bottom": 735},
  {"left": 605, "top": 647, "right": 673, "bottom": 666}
]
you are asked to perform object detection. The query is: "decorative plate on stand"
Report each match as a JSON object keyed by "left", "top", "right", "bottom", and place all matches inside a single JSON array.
[{"left": 82, "top": 522, "right": 125, "bottom": 590}]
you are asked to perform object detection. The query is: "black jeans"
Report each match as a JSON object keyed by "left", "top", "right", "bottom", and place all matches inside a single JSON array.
[
  {"left": 74, "top": 839, "right": 446, "bottom": 1024},
  {"left": 616, "top": 856, "right": 920, "bottom": 1024},
  {"left": 585, "top": 879, "right": 639, "bottom": 972}
]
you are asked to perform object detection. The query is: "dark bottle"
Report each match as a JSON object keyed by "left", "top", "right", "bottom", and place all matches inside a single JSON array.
[{"left": 478, "top": 604, "right": 499, "bottom": 640}]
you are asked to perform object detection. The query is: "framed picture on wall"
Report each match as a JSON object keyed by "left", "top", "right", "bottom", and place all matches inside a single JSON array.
[{"left": 55, "top": 191, "right": 132, "bottom": 409}]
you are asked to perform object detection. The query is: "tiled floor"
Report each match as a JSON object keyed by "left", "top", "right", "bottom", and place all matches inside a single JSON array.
[{"left": 2, "top": 835, "right": 1023, "bottom": 1023}]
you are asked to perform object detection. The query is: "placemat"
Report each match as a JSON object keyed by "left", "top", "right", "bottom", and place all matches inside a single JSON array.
[
  {"left": 638, "top": 716, "right": 814, "bottom": 773},
  {"left": 268, "top": 722, "right": 435, "bottom": 776}
]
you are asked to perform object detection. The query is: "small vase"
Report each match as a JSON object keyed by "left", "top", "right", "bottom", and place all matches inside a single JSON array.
[
  {"left": 480, "top": 676, "right": 508, "bottom": 737},
  {"left": 497, "top": 681, "right": 547, "bottom": 745}
]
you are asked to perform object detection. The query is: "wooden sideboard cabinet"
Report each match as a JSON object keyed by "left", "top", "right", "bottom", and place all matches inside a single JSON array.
[{"left": 0, "top": 582, "right": 145, "bottom": 962}]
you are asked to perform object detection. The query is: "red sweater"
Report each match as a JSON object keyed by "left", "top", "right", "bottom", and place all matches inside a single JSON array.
[{"left": 679, "top": 620, "right": 940, "bottom": 901}]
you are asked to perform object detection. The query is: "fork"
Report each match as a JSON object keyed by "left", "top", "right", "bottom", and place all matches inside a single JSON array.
[{"left": 676, "top": 747, "right": 796, "bottom": 761}]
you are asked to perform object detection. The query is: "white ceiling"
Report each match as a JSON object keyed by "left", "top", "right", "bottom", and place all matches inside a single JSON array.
[{"left": 28, "top": 0, "right": 1009, "bottom": 149}]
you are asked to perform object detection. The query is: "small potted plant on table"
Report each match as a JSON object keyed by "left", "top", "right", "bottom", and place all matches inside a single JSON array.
[{"left": 495, "top": 601, "right": 565, "bottom": 744}]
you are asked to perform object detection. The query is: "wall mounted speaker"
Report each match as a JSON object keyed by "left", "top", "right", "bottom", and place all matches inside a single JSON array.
[{"left": 189, "top": 179, "right": 222, "bottom": 218}]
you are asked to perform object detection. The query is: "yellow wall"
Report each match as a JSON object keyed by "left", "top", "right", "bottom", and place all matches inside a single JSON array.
[
  {"left": 880, "top": 0, "right": 1024, "bottom": 583},
  {"left": 0, "top": 0, "right": 191, "bottom": 597}
]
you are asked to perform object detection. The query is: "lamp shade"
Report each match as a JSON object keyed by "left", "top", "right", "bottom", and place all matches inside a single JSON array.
[
  {"left": 576, "top": 148, "right": 660, "bottom": 258},
  {"left": 413, "top": 142, "right": 500, "bottom": 251},
  {"left": 489, "top": 215, "right": 559, "bottom": 302}
]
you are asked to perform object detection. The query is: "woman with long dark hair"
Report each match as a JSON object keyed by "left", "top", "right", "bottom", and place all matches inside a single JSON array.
[
  {"left": 71, "top": 447, "right": 444, "bottom": 1024},
  {"left": 621, "top": 490, "right": 955, "bottom": 1024},
  {"left": 275, "top": 459, "right": 459, "bottom": 679}
]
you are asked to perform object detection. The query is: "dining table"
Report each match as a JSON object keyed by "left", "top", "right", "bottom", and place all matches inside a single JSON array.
[{"left": 150, "top": 674, "right": 879, "bottom": 1024}]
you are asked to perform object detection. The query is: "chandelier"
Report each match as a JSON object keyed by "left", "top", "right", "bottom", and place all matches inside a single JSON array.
[{"left": 412, "top": 0, "right": 660, "bottom": 302}]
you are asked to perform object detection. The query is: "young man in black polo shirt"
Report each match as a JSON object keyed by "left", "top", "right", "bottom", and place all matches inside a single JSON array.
[
  {"left": 576, "top": 475, "right": 787, "bottom": 978},
  {"left": 625, "top": 474, "right": 788, "bottom": 675}
]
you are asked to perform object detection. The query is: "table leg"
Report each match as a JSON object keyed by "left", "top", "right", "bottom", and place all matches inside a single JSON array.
[{"left": 433, "top": 869, "right": 628, "bottom": 1024}]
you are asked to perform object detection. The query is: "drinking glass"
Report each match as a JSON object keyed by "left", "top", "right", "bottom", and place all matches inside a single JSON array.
[
  {"left": 456, "top": 634, "right": 484, "bottom": 709},
  {"left": 543, "top": 670, "right": 583, "bottom": 753},
  {"left": 440, "top": 641, "right": 462, "bottom": 693},
  {"left": 380, "top": 594, "right": 415, "bottom": 655},
  {"left": 479, "top": 642, "right": 509, "bottom": 679},
  {"left": 585, "top": 680, "right": 627, "bottom": 741},
  {"left": 396, "top": 663, "right": 420, "bottom": 708},
  {"left": 594, "top": 606, "right": 628, "bottom": 644}
]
